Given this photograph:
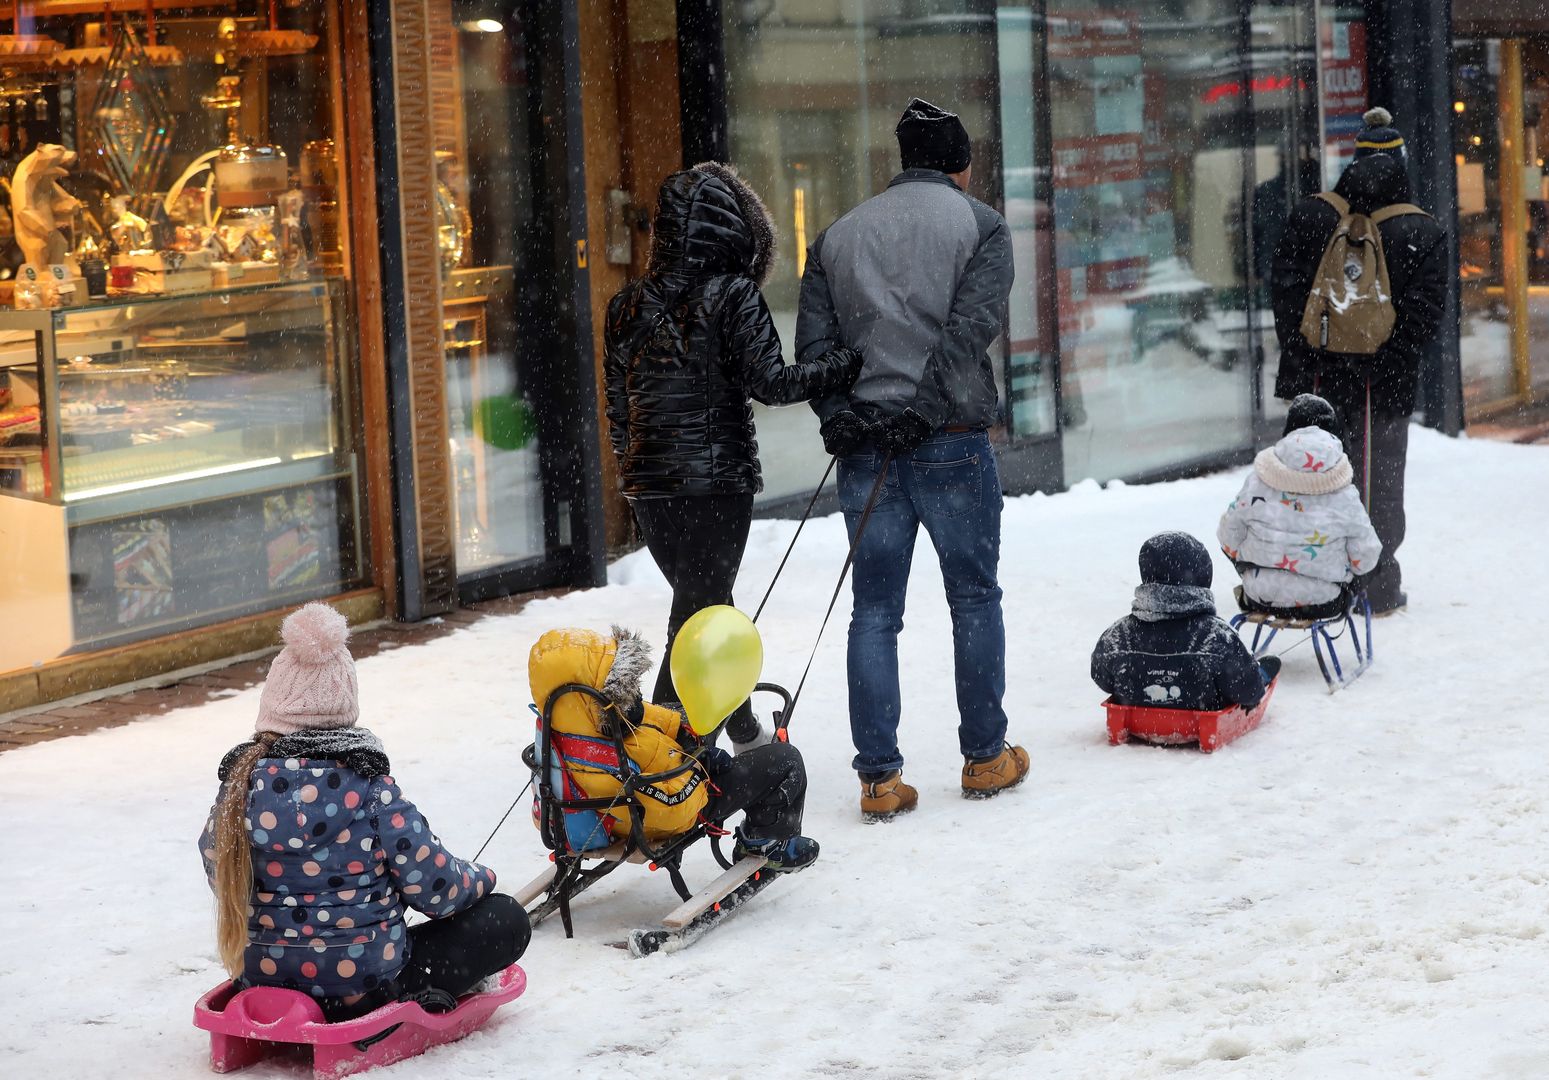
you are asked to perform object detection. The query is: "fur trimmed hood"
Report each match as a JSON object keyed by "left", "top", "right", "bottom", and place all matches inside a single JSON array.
[
  {"left": 1254, "top": 426, "right": 1353, "bottom": 495},
  {"left": 528, "top": 626, "right": 654, "bottom": 728},
  {"left": 647, "top": 162, "right": 776, "bottom": 285}
]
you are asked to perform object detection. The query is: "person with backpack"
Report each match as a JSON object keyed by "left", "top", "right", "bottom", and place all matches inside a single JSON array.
[
  {"left": 795, "top": 98, "right": 1028, "bottom": 821},
  {"left": 604, "top": 163, "right": 861, "bottom": 751},
  {"left": 198, "top": 604, "right": 531, "bottom": 1020},
  {"left": 1270, "top": 108, "right": 1447, "bottom": 616}
]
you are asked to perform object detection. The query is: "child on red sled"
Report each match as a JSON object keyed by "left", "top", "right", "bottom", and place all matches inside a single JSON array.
[
  {"left": 1217, "top": 393, "right": 1383, "bottom": 619},
  {"left": 198, "top": 604, "right": 529, "bottom": 1020},
  {"left": 528, "top": 626, "right": 818, "bottom": 870},
  {"left": 1091, "top": 532, "right": 1277, "bottom": 711}
]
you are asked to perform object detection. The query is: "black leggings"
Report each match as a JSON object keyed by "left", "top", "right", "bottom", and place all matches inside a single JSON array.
[
  {"left": 633, "top": 494, "right": 759, "bottom": 744},
  {"left": 319, "top": 894, "right": 530, "bottom": 1020},
  {"left": 704, "top": 742, "right": 807, "bottom": 841}
]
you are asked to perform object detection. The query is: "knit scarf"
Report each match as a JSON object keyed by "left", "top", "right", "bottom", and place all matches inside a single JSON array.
[
  {"left": 1132, "top": 583, "right": 1217, "bottom": 623},
  {"left": 218, "top": 727, "right": 390, "bottom": 781}
]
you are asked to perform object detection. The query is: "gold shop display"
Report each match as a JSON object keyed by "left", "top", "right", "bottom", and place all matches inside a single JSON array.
[
  {"left": 434, "top": 150, "right": 471, "bottom": 273},
  {"left": 299, "top": 138, "right": 341, "bottom": 273}
]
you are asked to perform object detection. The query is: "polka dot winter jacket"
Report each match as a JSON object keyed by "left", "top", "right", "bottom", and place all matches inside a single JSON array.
[{"left": 199, "top": 730, "right": 496, "bottom": 1001}]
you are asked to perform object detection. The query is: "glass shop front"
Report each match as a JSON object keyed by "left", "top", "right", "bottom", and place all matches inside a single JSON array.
[
  {"left": 718, "top": 0, "right": 1375, "bottom": 497},
  {"left": 0, "top": 3, "right": 367, "bottom": 676}
]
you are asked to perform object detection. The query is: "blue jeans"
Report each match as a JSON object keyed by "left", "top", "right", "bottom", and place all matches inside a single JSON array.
[{"left": 838, "top": 431, "right": 1009, "bottom": 775}]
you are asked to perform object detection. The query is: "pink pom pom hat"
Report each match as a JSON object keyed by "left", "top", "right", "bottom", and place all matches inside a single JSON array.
[{"left": 256, "top": 603, "right": 359, "bottom": 735}]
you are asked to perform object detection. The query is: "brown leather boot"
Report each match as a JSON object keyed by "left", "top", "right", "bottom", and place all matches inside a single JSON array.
[
  {"left": 859, "top": 771, "right": 918, "bottom": 823},
  {"left": 961, "top": 744, "right": 1030, "bottom": 799}
]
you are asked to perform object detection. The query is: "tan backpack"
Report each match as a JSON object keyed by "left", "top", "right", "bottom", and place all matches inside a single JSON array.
[{"left": 1298, "top": 192, "right": 1429, "bottom": 355}]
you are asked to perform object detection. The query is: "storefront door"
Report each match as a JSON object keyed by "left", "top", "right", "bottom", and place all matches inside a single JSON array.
[{"left": 374, "top": 1, "right": 604, "bottom": 612}]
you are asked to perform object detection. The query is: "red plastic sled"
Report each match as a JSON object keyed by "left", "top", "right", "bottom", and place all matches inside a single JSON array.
[
  {"left": 1105, "top": 678, "right": 1277, "bottom": 753},
  {"left": 193, "top": 964, "right": 526, "bottom": 1079}
]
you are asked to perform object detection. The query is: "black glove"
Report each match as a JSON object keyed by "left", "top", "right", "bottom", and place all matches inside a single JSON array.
[
  {"left": 873, "top": 408, "right": 934, "bottom": 456},
  {"left": 820, "top": 409, "right": 872, "bottom": 457}
]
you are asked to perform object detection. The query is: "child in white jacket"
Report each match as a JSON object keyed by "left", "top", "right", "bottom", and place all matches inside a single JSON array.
[{"left": 1218, "top": 394, "right": 1382, "bottom": 615}]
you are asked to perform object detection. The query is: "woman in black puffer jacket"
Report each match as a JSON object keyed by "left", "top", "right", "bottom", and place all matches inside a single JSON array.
[{"left": 605, "top": 162, "right": 860, "bottom": 747}]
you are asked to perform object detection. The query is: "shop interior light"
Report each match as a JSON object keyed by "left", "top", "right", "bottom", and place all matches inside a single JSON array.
[
  {"left": 1472, "top": 135, "right": 1483, "bottom": 146},
  {"left": 64, "top": 458, "right": 284, "bottom": 502},
  {"left": 1454, "top": 100, "right": 1466, "bottom": 114},
  {"left": 459, "top": 18, "right": 503, "bottom": 33},
  {"left": 793, "top": 186, "right": 808, "bottom": 280}
]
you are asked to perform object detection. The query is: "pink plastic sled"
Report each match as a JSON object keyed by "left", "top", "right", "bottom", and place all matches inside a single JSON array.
[
  {"left": 1105, "top": 677, "right": 1277, "bottom": 753},
  {"left": 193, "top": 964, "right": 526, "bottom": 1079}
]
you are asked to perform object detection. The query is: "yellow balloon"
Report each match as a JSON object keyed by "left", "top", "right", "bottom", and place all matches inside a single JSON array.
[{"left": 670, "top": 605, "right": 764, "bottom": 736}]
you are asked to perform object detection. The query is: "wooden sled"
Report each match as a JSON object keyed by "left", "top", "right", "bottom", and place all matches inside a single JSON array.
[
  {"left": 515, "top": 682, "right": 791, "bottom": 954},
  {"left": 1231, "top": 589, "right": 1372, "bottom": 693}
]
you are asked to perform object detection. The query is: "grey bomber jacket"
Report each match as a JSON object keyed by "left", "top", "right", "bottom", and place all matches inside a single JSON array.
[{"left": 795, "top": 169, "right": 1013, "bottom": 430}]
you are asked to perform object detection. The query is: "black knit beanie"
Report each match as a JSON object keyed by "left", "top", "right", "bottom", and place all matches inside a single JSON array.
[
  {"left": 1354, "top": 107, "right": 1406, "bottom": 162},
  {"left": 896, "top": 98, "right": 972, "bottom": 174},
  {"left": 1282, "top": 393, "right": 1344, "bottom": 444},
  {"left": 1137, "top": 531, "right": 1213, "bottom": 589}
]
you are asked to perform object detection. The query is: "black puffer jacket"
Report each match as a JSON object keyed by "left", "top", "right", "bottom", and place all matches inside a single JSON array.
[
  {"left": 1271, "top": 154, "right": 1447, "bottom": 415},
  {"left": 1090, "top": 532, "right": 1267, "bottom": 712},
  {"left": 605, "top": 163, "right": 860, "bottom": 496}
]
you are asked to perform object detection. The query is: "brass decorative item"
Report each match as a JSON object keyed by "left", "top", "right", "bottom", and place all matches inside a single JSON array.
[
  {"left": 84, "top": 26, "right": 176, "bottom": 198},
  {"left": 434, "top": 150, "right": 471, "bottom": 273}
]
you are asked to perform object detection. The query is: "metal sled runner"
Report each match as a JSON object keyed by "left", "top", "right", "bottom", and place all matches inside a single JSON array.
[
  {"left": 513, "top": 682, "right": 794, "bottom": 956},
  {"left": 1230, "top": 590, "right": 1373, "bottom": 692}
]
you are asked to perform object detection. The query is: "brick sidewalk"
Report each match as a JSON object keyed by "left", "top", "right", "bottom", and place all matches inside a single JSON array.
[{"left": 0, "top": 592, "right": 558, "bottom": 755}]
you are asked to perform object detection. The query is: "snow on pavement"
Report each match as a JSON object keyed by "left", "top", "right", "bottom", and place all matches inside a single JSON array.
[{"left": 2, "top": 427, "right": 1547, "bottom": 1079}]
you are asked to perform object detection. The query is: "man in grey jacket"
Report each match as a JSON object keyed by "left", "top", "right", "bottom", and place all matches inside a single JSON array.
[{"left": 796, "top": 98, "right": 1029, "bottom": 821}]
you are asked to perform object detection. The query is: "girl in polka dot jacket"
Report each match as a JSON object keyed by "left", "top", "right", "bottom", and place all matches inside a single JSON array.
[{"left": 199, "top": 603, "right": 530, "bottom": 1019}]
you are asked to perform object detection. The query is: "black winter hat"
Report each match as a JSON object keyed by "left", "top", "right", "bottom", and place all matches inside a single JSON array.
[
  {"left": 1282, "top": 393, "right": 1345, "bottom": 444},
  {"left": 1354, "top": 107, "right": 1406, "bottom": 162},
  {"left": 896, "top": 98, "right": 972, "bottom": 175},
  {"left": 1138, "top": 531, "right": 1213, "bottom": 588}
]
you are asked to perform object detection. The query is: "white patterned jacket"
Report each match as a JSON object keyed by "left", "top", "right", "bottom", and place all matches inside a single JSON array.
[{"left": 1217, "top": 426, "right": 1383, "bottom": 608}]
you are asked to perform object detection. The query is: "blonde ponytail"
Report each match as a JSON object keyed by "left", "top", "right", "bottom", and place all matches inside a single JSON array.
[{"left": 213, "top": 733, "right": 279, "bottom": 978}]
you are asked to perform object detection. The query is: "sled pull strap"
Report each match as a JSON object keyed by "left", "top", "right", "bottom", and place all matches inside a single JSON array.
[
  {"left": 780, "top": 453, "right": 893, "bottom": 733},
  {"left": 753, "top": 457, "right": 837, "bottom": 624}
]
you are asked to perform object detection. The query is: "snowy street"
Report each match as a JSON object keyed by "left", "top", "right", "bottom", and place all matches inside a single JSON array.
[{"left": 3, "top": 427, "right": 1546, "bottom": 1078}]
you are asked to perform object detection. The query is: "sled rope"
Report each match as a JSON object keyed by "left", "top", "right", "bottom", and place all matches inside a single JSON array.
[
  {"left": 474, "top": 775, "right": 534, "bottom": 862},
  {"left": 781, "top": 453, "right": 894, "bottom": 731},
  {"left": 753, "top": 457, "right": 837, "bottom": 624}
]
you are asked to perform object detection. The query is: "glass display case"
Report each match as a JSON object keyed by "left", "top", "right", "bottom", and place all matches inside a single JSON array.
[
  {"left": 0, "top": 280, "right": 361, "bottom": 668},
  {"left": 0, "top": 3, "right": 369, "bottom": 676}
]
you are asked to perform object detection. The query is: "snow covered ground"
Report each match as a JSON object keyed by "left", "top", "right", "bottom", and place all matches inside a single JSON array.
[{"left": 4, "top": 427, "right": 1547, "bottom": 1079}]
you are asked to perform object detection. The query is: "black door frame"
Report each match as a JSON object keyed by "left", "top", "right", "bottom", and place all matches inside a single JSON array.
[{"left": 370, "top": 0, "right": 607, "bottom": 618}]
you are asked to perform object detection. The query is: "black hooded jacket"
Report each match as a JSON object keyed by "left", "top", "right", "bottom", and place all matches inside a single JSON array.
[
  {"left": 1091, "top": 532, "right": 1267, "bottom": 712},
  {"left": 604, "top": 164, "right": 859, "bottom": 497},
  {"left": 1270, "top": 154, "right": 1447, "bottom": 415}
]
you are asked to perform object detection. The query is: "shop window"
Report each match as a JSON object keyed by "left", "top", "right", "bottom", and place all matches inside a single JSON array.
[
  {"left": 721, "top": 1, "right": 1001, "bottom": 503},
  {"left": 1044, "top": 0, "right": 1257, "bottom": 484},
  {"left": 1453, "top": 34, "right": 1549, "bottom": 417},
  {"left": 0, "top": 4, "right": 364, "bottom": 674},
  {"left": 429, "top": 3, "right": 546, "bottom": 573},
  {"left": 1245, "top": 1, "right": 1322, "bottom": 427}
]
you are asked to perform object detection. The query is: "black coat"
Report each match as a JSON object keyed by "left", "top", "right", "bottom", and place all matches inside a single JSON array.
[
  {"left": 604, "top": 164, "right": 859, "bottom": 497},
  {"left": 1271, "top": 154, "right": 1447, "bottom": 416},
  {"left": 1091, "top": 594, "right": 1267, "bottom": 713}
]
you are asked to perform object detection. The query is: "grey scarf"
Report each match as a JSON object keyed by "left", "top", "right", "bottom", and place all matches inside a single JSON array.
[
  {"left": 1132, "top": 583, "right": 1217, "bottom": 623},
  {"left": 219, "top": 727, "right": 390, "bottom": 781}
]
